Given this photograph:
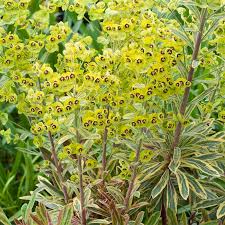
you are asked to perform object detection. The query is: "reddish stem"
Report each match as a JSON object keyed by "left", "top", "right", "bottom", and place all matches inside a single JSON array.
[
  {"left": 48, "top": 131, "right": 69, "bottom": 203},
  {"left": 172, "top": 9, "right": 207, "bottom": 149}
]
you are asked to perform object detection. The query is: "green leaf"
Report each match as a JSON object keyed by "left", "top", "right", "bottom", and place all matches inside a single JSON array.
[
  {"left": 186, "top": 87, "right": 214, "bottom": 116},
  {"left": 145, "top": 211, "right": 160, "bottom": 225},
  {"left": 106, "top": 186, "right": 124, "bottom": 203},
  {"left": 175, "top": 170, "right": 189, "bottom": 200},
  {"left": 217, "top": 201, "right": 225, "bottom": 219},
  {"left": 39, "top": 176, "right": 63, "bottom": 197},
  {"left": 187, "top": 175, "right": 207, "bottom": 199},
  {"left": 89, "top": 219, "right": 110, "bottom": 224},
  {"left": 79, "top": 128, "right": 101, "bottom": 140},
  {"left": 195, "top": 153, "right": 223, "bottom": 161},
  {"left": 21, "top": 203, "right": 28, "bottom": 220},
  {"left": 24, "top": 154, "right": 35, "bottom": 193},
  {"left": 151, "top": 170, "right": 170, "bottom": 199},
  {"left": 84, "top": 188, "right": 92, "bottom": 206},
  {"left": 57, "top": 204, "right": 73, "bottom": 225},
  {"left": 35, "top": 204, "right": 48, "bottom": 224},
  {"left": 167, "top": 208, "right": 178, "bottom": 225},
  {"left": 142, "top": 162, "right": 165, "bottom": 182},
  {"left": 181, "top": 212, "right": 188, "bottom": 225},
  {"left": 25, "top": 192, "right": 36, "bottom": 222},
  {"left": 194, "top": 196, "right": 225, "bottom": 209},
  {"left": 201, "top": 221, "right": 220, "bottom": 225},
  {"left": 30, "top": 214, "right": 45, "bottom": 225},
  {"left": 2, "top": 175, "right": 15, "bottom": 194},
  {"left": 88, "top": 206, "right": 108, "bottom": 218},
  {"left": 0, "top": 208, "right": 11, "bottom": 225},
  {"left": 57, "top": 134, "right": 74, "bottom": 146},
  {"left": 123, "top": 113, "right": 136, "bottom": 120},
  {"left": 171, "top": 28, "right": 193, "bottom": 48},
  {"left": 166, "top": 180, "right": 177, "bottom": 211},
  {"left": 134, "top": 211, "right": 144, "bottom": 225},
  {"left": 84, "top": 140, "right": 94, "bottom": 151},
  {"left": 169, "top": 147, "right": 181, "bottom": 173},
  {"left": 183, "top": 158, "right": 221, "bottom": 177},
  {"left": 184, "top": 4, "right": 201, "bottom": 19}
]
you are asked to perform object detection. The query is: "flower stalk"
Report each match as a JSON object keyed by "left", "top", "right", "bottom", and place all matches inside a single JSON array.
[
  {"left": 124, "top": 139, "right": 142, "bottom": 211},
  {"left": 77, "top": 154, "right": 87, "bottom": 225},
  {"left": 102, "top": 106, "right": 110, "bottom": 180},
  {"left": 48, "top": 131, "right": 69, "bottom": 203},
  {"left": 75, "top": 112, "right": 87, "bottom": 225},
  {"left": 172, "top": 8, "right": 208, "bottom": 149}
]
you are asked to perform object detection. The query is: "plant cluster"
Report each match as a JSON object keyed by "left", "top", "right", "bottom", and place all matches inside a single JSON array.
[{"left": 0, "top": 0, "right": 225, "bottom": 225}]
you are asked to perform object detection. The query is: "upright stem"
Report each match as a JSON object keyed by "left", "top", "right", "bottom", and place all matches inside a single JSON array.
[
  {"left": 161, "top": 191, "right": 167, "bottom": 225},
  {"left": 102, "top": 107, "right": 110, "bottom": 180},
  {"left": 102, "top": 128, "right": 108, "bottom": 173},
  {"left": 74, "top": 111, "right": 87, "bottom": 225},
  {"left": 124, "top": 139, "right": 142, "bottom": 211},
  {"left": 172, "top": 9, "right": 207, "bottom": 149},
  {"left": 48, "top": 131, "right": 69, "bottom": 203},
  {"left": 77, "top": 155, "right": 87, "bottom": 225}
]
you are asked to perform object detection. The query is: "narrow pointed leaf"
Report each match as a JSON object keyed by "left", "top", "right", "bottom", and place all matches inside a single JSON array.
[
  {"left": 166, "top": 180, "right": 178, "bottom": 211},
  {"left": 217, "top": 201, "right": 225, "bottom": 219},
  {"left": 194, "top": 196, "right": 225, "bottom": 209},
  {"left": 134, "top": 211, "right": 144, "bottom": 225},
  {"left": 187, "top": 175, "right": 207, "bottom": 199},
  {"left": 89, "top": 219, "right": 110, "bottom": 224},
  {"left": 30, "top": 215, "right": 45, "bottom": 225},
  {"left": 145, "top": 211, "right": 160, "bottom": 225},
  {"left": 167, "top": 208, "right": 178, "bottom": 225},
  {"left": 175, "top": 170, "right": 189, "bottom": 200},
  {"left": 181, "top": 212, "right": 188, "bottom": 225},
  {"left": 142, "top": 162, "right": 165, "bottom": 181},
  {"left": 57, "top": 204, "right": 73, "bottom": 225},
  {"left": 201, "top": 221, "right": 220, "bottom": 225},
  {"left": 0, "top": 208, "right": 11, "bottom": 225},
  {"left": 169, "top": 147, "right": 181, "bottom": 173},
  {"left": 25, "top": 192, "right": 36, "bottom": 222},
  {"left": 195, "top": 153, "right": 223, "bottom": 160},
  {"left": 171, "top": 29, "right": 193, "bottom": 48},
  {"left": 183, "top": 159, "right": 220, "bottom": 177},
  {"left": 151, "top": 170, "right": 170, "bottom": 199}
]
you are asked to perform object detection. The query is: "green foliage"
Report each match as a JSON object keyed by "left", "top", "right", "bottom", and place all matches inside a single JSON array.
[{"left": 0, "top": 0, "right": 225, "bottom": 225}]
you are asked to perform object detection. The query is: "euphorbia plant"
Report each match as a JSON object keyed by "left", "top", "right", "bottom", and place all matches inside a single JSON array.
[{"left": 0, "top": 0, "right": 225, "bottom": 225}]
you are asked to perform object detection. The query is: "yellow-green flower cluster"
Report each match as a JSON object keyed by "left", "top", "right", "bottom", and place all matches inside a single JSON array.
[
  {"left": 0, "top": 0, "right": 31, "bottom": 26},
  {"left": 0, "top": 0, "right": 224, "bottom": 174},
  {"left": 0, "top": 1, "right": 191, "bottom": 144}
]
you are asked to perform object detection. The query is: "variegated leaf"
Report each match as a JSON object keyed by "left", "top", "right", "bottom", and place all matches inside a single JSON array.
[
  {"left": 175, "top": 170, "right": 189, "bottom": 200},
  {"left": 166, "top": 180, "right": 178, "bottom": 212},
  {"left": 57, "top": 204, "right": 73, "bottom": 225},
  {"left": 169, "top": 147, "right": 181, "bottom": 173},
  {"left": 182, "top": 158, "right": 221, "bottom": 177},
  {"left": 89, "top": 219, "right": 110, "bottom": 224},
  {"left": 167, "top": 208, "right": 178, "bottom": 225},
  {"left": 195, "top": 153, "right": 223, "bottom": 161},
  {"left": 151, "top": 170, "right": 170, "bottom": 199},
  {"left": 145, "top": 211, "right": 160, "bottom": 225},
  {"left": 194, "top": 196, "right": 225, "bottom": 209},
  {"left": 134, "top": 211, "right": 144, "bottom": 225},
  {"left": 0, "top": 208, "right": 11, "bottom": 225},
  {"left": 181, "top": 212, "right": 188, "bottom": 225},
  {"left": 142, "top": 162, "right": 165, "bottom": 182},
  {"left": 216, "top": 201, "right": 225, "bottom": 219},
  {"left": 187, "top": 174, "right": 207, "bottom": 199},
  {"left": 201, "top": 221, "right": 219, "bottom": 225}
]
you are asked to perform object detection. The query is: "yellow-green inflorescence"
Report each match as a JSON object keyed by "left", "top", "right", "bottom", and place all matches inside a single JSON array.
[{"left": 0, "top": 0, "right": 224, "bottom": 170}]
